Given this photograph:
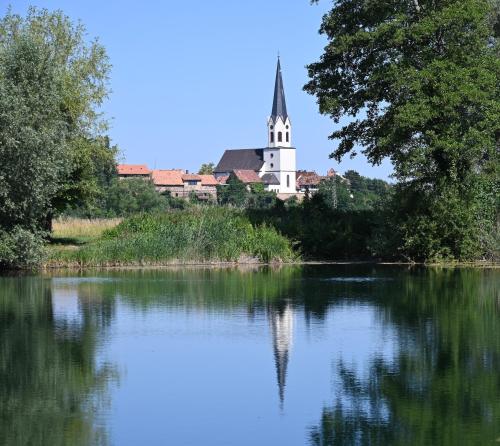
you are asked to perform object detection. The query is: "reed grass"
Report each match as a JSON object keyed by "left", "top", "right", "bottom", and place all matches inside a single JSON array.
[
  {"left": 52, "top": 217, "right": 122, "bottom": 242},
  {"left": 48, "top": 208, "right": 297, "bottom": 267}
]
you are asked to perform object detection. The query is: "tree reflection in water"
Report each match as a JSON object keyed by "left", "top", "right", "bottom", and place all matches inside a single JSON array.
[
  {"left": 0, "top": 276, "right": 117, "bottom": 446},
  {"left": 309, "top": 268, "right": 500, "bottom": 446},
  {"left": 3, "top": 266, "right": 497, "bottom": 446}
]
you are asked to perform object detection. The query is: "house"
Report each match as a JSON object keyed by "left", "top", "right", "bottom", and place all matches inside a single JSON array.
[
  {"left": 296, "top": 169, "right": 345, "bottom": 194},
  {"left": 151, "top": 169, "right": 217, "bottom": 200},
  {"left": 214, "top": 58, "right": 297, "bottom": 198},
  {"left": 296, "top": 170, "right": 323, "bottom": 194},
  {"left": 117, "top": 164, "right": 151, "bottom": 179}
]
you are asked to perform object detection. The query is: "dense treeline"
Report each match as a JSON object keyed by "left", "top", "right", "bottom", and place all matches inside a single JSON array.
[
  {"left": 306, "top": 0, "right": 499, "bottom": 261},
  {"left": 247, "top": 175, "right": 390, "bottom": 260}
]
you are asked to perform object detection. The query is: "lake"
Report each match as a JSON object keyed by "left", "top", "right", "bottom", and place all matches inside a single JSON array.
[{"left": 1, "top": 265, "right": 499, "bottom": 445}]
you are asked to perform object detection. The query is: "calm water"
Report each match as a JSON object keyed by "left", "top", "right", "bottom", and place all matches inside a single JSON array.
[{"left": 1, "top": 265, "right": 499, "bottom": 446}]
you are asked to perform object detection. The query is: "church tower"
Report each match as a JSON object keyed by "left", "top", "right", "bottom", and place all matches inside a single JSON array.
[
  {"left": 263, "top": 58, "right": 296, "bottom": 194},
  {"left": 268, "top": 58, "right": 291, "bottom": 148}
]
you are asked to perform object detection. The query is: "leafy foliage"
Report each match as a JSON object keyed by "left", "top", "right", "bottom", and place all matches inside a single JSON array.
[
  {"left": 217, "top": 176, "right": 277, "bottom": 208},
  {"left": 198, "top": 162, "right": 215, "bottom": 174},
  {"left": 306, "top": 0, "right": 500, "bottom": 261},
  {"left": 0, "top": 227, "right": 45, "bottom": 269},
  {"left": 0, "top": 8, "right": 114, "bottom": 267},
  {"left": 98, "top": 178, "right": 173, "bottom": 217}
]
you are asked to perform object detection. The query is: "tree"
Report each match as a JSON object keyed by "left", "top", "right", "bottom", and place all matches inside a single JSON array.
[
  {"left": 53, "top": 135, "right": 118, "bottom": 217},
  {"left": 0, "top": 7, "right": 111, "bottom": 230},
  {"left": 217, "top": 176, "right": 249, "bottom": 207},
  {"left": 305, "top": 0, "right": 499, "bottom": 260},
  {"left": 0, "top": 8, "right": 113, "bottom": 267},
  {"left": 198, "top": 162, "right": 215, "bottom": 175},
  {"left": 98, "top": 178, "right": 170, "bottom": 217}
]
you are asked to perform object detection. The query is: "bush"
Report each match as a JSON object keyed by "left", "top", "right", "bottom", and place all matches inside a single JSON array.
[{"left": 0, "top": 227, "right": 45, "bottom": 269}]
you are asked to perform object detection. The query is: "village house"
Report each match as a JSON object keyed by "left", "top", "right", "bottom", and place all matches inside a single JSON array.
[
  {"left": 117, "top": 164, "right": 151, "bottom": 179},
  {"left": 214, "top": 58, "right": 298, "bottom": 199},
  {"left": 296, "top": 169, "right": 345, "bottom": 194},
  {"left": 151, "top": 170, "right": 218, "bottom": 200},
  {"left": 117, "top": 165, "right": 218, "bottom": 201}
]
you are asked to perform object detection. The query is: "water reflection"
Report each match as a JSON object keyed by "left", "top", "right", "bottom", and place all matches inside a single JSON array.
[
  {"left": 0, "top": 266, "right": 498, "bottom": 445},
  {"left": 309, "top": 268, "right": 500, "bottom": 446},
  {"left": 0, "top": 276, "right": 116, "bottom": 446},
  {"left": 269, "top": 301, "right": 294, "bottom": 407}
]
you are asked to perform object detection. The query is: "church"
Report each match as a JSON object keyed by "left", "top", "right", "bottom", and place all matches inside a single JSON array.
[{"left": 214, "top": 58, "right": 297, "bottom": 196}]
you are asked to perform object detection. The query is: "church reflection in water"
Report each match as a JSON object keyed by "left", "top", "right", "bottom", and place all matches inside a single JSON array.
[{"left": 268, "top": 301, "right": 294, "bottom": 408}]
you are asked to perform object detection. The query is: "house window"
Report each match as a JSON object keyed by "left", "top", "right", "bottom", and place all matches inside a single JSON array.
[
  {"left": 287, "top": 175, "right": 290, "bottom": 188},
  {"left": 187, "top": 180, "right": 198, "bottom": 185},
  {"left": 270, "top": 132, "right": 274, "bottom": 143},
  {"left": 278, "top": 132, "right": 282, "bottom": 142},
  {"left": 286, "top": 132, "right": 289, "bottom": 142}
]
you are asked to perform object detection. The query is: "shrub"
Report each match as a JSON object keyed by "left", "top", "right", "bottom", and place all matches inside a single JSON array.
[{"left": 0, "top": 227, "right": 45, "bottom": 269}]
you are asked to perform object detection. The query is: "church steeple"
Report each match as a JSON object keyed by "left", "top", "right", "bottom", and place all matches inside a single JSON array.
[
  {"left": 271, "top": 58, "right": 288, "bottom": 123},
  {"left": 268, "top": 57, "right": 291, "bottom": 148}
]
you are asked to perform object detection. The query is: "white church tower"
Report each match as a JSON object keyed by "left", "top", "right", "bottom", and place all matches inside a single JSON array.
[{"left": 262, "top": 58, "right": 296, "bottom": 194}]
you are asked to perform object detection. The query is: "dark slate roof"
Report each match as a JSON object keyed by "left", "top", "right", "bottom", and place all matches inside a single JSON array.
[
  {"left": 214, "top": 148, "right": 264, "bottom": 173},
  {"left": 271, "top": 58, "right": 288, "bottom": 123},
  {"left": 261, "top": 173, "right": 280, "bottom": 185}
]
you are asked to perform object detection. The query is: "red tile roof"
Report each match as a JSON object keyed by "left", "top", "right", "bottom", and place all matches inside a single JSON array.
[
  {"left": 182, "top": 174, "right": 202, "bottom": 182},
  {"left": 151, "top": 169, "right": 184, "bottom": 186},
  {"left": 232, "top": 169, "right": 262, "bottom": 184},
  {"left": 216, "top": 175, "right": 230, "bottom": 185},
  {"left": 199, "top": 175, "right": 218, "bottom": 186},
  {"left": 117, "top": 164, "right": 150, "bottom": 175},
  {"left": 296, "top": 170, "right": 323, "bottom": 186}
]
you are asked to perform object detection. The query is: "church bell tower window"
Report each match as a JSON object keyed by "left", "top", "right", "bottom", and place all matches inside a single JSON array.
[
  {"left": 270, "top": 132, "right": 274, "bottom": 143},
  {"left": 278, "top": 132, "right": 282, "bottom": 142},
  {"left": 286, "top": 132, "right": 289, "bottom": 142}
]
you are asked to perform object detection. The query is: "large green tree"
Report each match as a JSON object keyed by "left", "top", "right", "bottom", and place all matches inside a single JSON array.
[
  {"left": 0, "top": 8, "right": 114, "bottom": 267},
  {"left": 0, "top": 7, "right": 113, "bottom": 231},
  {"left": 306, "top": 0, "right": 500, "bottom": 260}
]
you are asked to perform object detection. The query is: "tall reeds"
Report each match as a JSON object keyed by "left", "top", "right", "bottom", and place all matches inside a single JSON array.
[
  {"left": 52, "top": 217, "right": 122, "bottom": 241},
  {"left": 49, "top": 208, "right": 297, "bottom": 266}
]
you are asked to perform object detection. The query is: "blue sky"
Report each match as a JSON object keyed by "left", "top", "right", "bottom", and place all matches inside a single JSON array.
[{"left": 6, "top": 0, "right": 393, "bottom": 179}]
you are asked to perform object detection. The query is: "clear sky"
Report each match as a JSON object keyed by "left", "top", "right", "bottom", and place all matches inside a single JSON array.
[{"left": 5, "top": 0, "right": 393, "bottom": 179}]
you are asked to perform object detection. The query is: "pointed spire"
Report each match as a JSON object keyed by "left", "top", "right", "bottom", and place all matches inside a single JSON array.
[{"left": 271, "top": 57, "right": 288, "bottom": 123}]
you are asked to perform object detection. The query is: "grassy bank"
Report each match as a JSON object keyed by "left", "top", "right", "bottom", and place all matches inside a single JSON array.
[
  {"left": 47, "top": 208, "right": 297, "bottom": 267},
  {"left": 52, "top": 217, "right": 122, "bottom": 244}
]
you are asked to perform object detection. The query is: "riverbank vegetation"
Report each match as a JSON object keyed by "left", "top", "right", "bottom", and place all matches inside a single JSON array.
[
  {"left": 47, "top": 208, "right": 296, "bottom": 267},
  {"left": 52, "top": 218, "right": 122, "bottom": 243}
]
